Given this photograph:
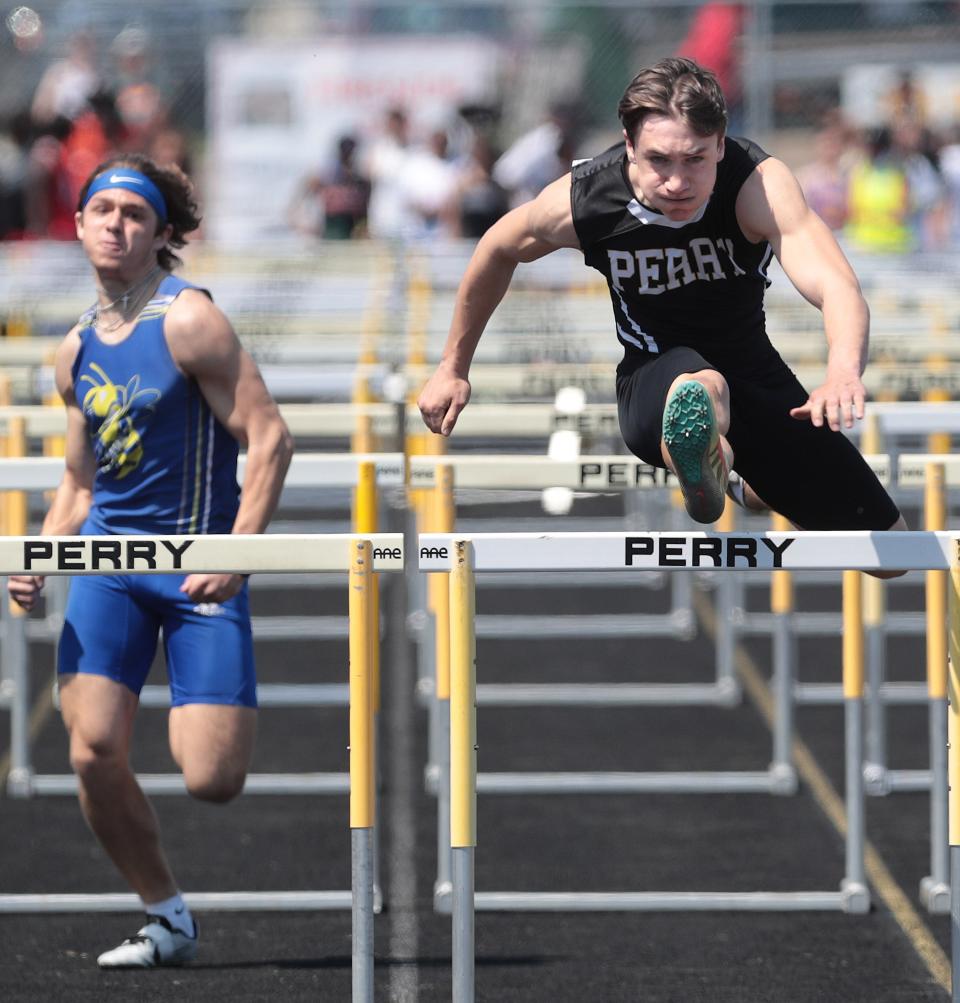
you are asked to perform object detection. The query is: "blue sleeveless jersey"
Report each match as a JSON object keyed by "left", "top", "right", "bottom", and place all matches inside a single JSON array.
[{"left": 73, "top": 274, "right": 241, "bottom": 535}]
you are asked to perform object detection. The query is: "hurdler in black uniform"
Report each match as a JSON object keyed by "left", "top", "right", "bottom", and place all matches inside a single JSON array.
[{"left": 571, "top": 137, "right": 898, "bottom": 531}]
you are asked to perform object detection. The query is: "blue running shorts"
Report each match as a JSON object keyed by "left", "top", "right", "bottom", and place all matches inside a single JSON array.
[{"left": 58, "top": 573, "right": 257, "bottom": 707}]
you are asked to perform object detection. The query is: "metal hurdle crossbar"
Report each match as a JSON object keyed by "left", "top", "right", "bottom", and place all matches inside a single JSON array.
[
  {"left": 418, "top": 529, "right": 960, "bottom": 1003},
  {"left": 0, "top": 453, "right": 404, "bottom": 797},
  {"left": 0, "top": 533, "right": 402, "bottom": 1003}
]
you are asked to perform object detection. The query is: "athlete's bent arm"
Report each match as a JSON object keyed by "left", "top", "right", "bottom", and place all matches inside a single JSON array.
[
  {"left": 419, "top": 174, "right": 580, "bottom": 436},
  {"left": 736, "top": 158, "right": 870, "bottom": 432},
  {"left": 8, "top": 331, "right": 95, "bottom": 610},
  {"left": 165, "top": 291, "right": 294, "bottom": 602}
]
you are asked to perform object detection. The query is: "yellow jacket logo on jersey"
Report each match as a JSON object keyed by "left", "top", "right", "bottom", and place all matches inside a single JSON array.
[{"left": 79, "top": 362, "right": 161, "bottom": 478}]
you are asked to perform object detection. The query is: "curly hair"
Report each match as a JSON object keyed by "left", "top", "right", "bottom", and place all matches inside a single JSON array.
[
  {"left": 76, "top": 153, "right": 202, "bottom": 272},
  {"left": 618, "top": 57, "right": 727, "bottom": 143}
]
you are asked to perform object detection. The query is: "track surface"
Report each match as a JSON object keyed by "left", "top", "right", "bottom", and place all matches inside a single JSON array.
[{"left": 0, "top": 492, "right": 952, "bottom": 1002}]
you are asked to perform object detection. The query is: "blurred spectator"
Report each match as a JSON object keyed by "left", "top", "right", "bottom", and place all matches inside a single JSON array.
[
  {"left": 24, "top": 92, "right": 127, "bottom": 240},
  {"left": 677, "top": 3, "right": 745, "bottom": 124},
  {"left": 397, "top": 128, "right": 459, "bottom": 239},
  {"left": 883, "top": 70, "right": 928, "bottom": 127},
  {"left": 289, "top": 135, "right": 371, "bottom": 240},
  {"left": 31, "top": 31, "right": 100, "bottom": 126},
  {"left": 939, "top": 126, "right": 960, "bottom": 249},
  {"left": 492, "top": 102, "right": 579, "bottom": 207},
  {"left": 449, "top": 134, "right": 509, "bottom": 239},
  {"left": 111, "top": 26, "right": 168, "bottom": 151},
  {"left": 148, "top": 127, "right": 192, "bottom": 175},
  {"left": 0, "top": 112, "right": 32, "bottom": 239},
  {"left": 890, "top": 115, "right": 946, "bottom": 250},
  {"left": 365, "top": 107, "right": 411, "bottom": 239},
  {"left": 844, "top": 127, "right": 911, "bottom": 253},
  {"left": 795, "top": 114, "right": 856, "bottom": 231},
  {"left": 23, "top": 115, "right": 75, "bottom": 239}
]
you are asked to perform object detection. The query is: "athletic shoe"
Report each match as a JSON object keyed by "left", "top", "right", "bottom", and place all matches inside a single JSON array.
[
  {"left": 662, "top": 380, "right": 729, "bottom": 524},
  {"left": 97, "top": 914, "right": 198, "bottom": 969}
]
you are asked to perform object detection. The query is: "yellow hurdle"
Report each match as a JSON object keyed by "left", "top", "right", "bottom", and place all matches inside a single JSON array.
[
  {"left": 348, "top": 539, "right": 375, "bottom": 830},
  {"left": 449, "top": 539, "right": 477, "bottom": 850},
  {"left": 948, "top": 549, "right": 960, "bottom": 847},
  {"left": 352, "top": 462, "right": 380, "bottom": 714},
  {"left": 6, "top": 417, "right": 28, "bottom": 618},
  {"left": 431, "top": 465, "right": 455, "bottom": 702},
  {"left": 843, "top": 570, "right": 865, "bottom": 700},
  {"left": 926, "top": 464, "right": 948, "bottom": 701},
  {"left": 770, "top": 512, "right": 793, "bottom": 616}
]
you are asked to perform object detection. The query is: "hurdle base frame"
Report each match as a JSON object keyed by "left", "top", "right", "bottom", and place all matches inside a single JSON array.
[
  {"left": 7, "top": 769, "right": 352, "bottom": 798},
  {"left": 919, "top": 875, "right": 951, "bottom": 914},
  {"left": 0, "top": 889, "right": 384, "bottom": 914},
  {"left": 433, "top": 881, "right": 869, "bottom": 914}
]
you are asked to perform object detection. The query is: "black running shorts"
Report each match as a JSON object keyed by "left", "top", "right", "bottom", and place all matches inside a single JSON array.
[{"left": 616, "top": 347, "right": 901, "bottom": 531}]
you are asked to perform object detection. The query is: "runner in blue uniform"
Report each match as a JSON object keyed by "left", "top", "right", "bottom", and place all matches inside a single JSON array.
[
  {"left": 418, "top": 57, "right": 906, "bottom": 548},
  {"left": 7, "top": 154, "right": 293, "bottom": 967}
]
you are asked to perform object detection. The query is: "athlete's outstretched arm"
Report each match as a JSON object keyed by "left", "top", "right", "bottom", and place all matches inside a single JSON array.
[
  {"left": 8, "top": 331, "right": 95, "bottom": 610},
  {"left": 419, "top": 173, "right": 580, "bottom": 436},
  {"left": 166, "top": 290, "right": 294, "bottom": 602},
  {"left": 736, "top": 157, "right": 869, "bottom": 432}
]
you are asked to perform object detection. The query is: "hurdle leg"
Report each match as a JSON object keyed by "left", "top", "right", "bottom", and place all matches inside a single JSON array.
[
  {"left": 713, "top": 499, "right": 741, "bottom": 704},
  {"left": 450, "top": 540, "right": 476, "bottom": 1003},
  {"left": 921, "top": 462, "right": 950, "bottom": 911},
  {"left": 863, "top": 575, "right": 888, "bottom": 794},
  {"left": 841, "top": 571, "right": 869, "bottom": 913},
  {"left": 4, "top": 600, "right": 32, "bottom": 797},
  {"left": 770, "top": 558, "right": 798, "bottom": 794},
  {"left": 948, "top": 554, "right": 960, "bottom": 1000},
  {"left": 349, "top": 541, "right": 375, "bottom": 1003}
]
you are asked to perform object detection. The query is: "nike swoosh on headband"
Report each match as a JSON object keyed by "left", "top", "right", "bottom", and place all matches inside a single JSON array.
[{"left": 110, "top": 174, "right": 145, "bottom": 185}]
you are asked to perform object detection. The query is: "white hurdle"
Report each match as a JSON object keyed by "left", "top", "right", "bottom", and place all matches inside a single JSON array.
[
  {"left": 0, "top": 453, "right": 404, "bottom": 797},
  {"left": 418, "top": 530, "right": 960, "bottom": 1002},
  {"left": 0, "top": 532, "right": 402, "bottom": 1002}
]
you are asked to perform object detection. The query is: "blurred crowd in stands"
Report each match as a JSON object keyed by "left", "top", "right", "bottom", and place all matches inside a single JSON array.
[
  {"left": 1, "top": 25, "right": 959, "bottom": 255},
  {"left": 0, "top": 27, "right": 190, "bottom": 242},
  {"left": 287, "top": 101, "right": 578, "bottom": 244},
  {"left": 796, "top": 77, "right": 960, "bottom": 254}
]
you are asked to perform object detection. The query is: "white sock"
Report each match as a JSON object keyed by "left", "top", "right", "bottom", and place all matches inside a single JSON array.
[{"left": 143, "top": 893, "right": 196, "bottom": 937}]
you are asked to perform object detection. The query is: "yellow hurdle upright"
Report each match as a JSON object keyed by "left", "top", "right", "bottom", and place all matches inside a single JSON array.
[
  {"left": 348, "top": 538, "right": 375, "bottom": 1003},
  {"left": 922, "top": 463, "right": 951, "bottom": 912},
  {"left": 449, "top": 538, "right": 476, "bottom": 1003}
]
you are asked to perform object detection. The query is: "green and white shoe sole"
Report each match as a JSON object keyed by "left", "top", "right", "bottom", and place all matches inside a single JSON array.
[{"left": 662, "top": 380, "right": 727, "bottom": 524}]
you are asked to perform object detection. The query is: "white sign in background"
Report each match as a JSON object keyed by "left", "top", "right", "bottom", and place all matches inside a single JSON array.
[{"left": 206, "top": 37, "right": 503, "bottom": 243}]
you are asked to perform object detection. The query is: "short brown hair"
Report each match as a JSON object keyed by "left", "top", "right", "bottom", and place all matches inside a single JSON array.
[
  {"left": 618, "top": 57, "right": 727, "bottom": 143},
  {"left": 77, "top": 153, "right": 202, "bottom": 272}
]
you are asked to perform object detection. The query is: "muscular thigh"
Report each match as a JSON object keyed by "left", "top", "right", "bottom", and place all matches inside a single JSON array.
[
  {"left": 726, "top": 371, "right": 900, "bottom": 530},
  {"left": 58, "top": 575, "right": 160, "bottom": 695},
  {"left": 143, "top": 575, "right": 257, "bottom": 708}
]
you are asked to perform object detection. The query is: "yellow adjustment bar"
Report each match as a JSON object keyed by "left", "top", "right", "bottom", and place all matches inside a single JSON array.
[
  {"left": 0, "top": 372, "right": 10, "bottom": 534},
  {"left": 351, "top": 462, "right": 381, "bottom": 712},
  {"left": 923, "top": 379, "right": 951, "bottom": 455},
  {"left": 449, "top": 539, "right": 477, "bottom": 849},
  {"left": 842, "top": 570, "right": 864, "bottom": 699},
  {"left": 431, "top": 464, "right": 455, "bottom": 701},
  {"left": 43, "top": 392, "right": 66, "bottom": 460},
  {"left": 926, "top": 463, "right": 948, "bottom": 700},
  {"left": 351, "top": 377, "right": 376, "bottom": 454},
  {"left": 715, "top": 495, "right": 736, "bottom": 533},
  {"left": 352, "top": 461, "right": 378, "bottom": 535},
  {"left": 770, "top": 512, "right": 793, "bottom": 614},
  {"left": 6, "top": 415, "right": 27, "bottom": 533},
  {"left": 949, "top": 545, "right": 960, "bottom": 845},
  {"left": 349, "top": 539, "right": 375, "bottom": 829}
]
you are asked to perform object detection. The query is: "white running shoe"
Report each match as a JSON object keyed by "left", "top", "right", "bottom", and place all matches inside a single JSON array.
[{"left": 97, "top": 915, "right": 198, "bottom": 969}]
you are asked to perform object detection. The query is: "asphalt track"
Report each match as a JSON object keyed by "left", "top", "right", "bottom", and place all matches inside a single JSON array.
[{"left": 0, "top": 487, "right": 953, "bottom": 1002}]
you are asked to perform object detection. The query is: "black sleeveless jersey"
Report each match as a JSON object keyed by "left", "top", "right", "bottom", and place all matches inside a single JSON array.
[{"left": 571, "top": 136, "right": 788, "bottom": 379}]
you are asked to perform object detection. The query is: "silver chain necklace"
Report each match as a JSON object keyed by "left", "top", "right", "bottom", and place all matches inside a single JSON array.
[{"left": 94, "top": 265, "right": 163, "bottom": 333}]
